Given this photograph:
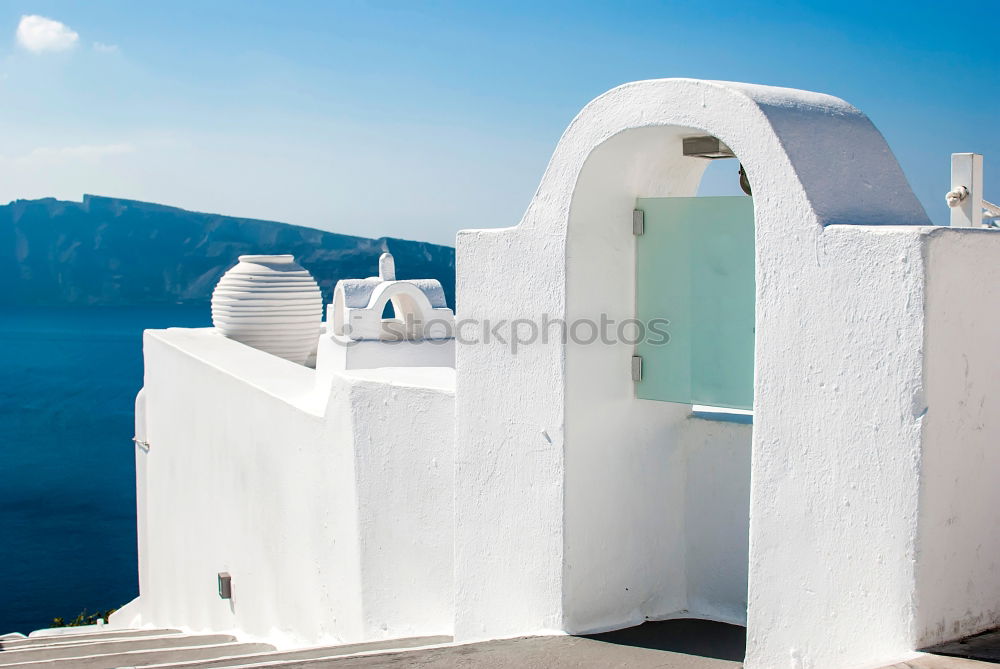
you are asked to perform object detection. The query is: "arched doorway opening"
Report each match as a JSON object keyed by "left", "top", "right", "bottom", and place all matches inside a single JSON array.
[{"left": 562, "top": 126, "right": 754, "bottom": 657}]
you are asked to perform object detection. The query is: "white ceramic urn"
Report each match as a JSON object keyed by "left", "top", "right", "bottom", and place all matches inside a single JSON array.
[{"left": 211, "top": 254, "right": 323, "bottom": 366}]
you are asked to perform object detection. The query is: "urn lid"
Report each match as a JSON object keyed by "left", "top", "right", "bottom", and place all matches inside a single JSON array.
[{"left": 238, "top": 254, "right": 296, "bottom": 264}]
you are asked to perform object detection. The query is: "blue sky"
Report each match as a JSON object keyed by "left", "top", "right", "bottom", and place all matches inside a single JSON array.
[{"left": 0, "top": 1, "right": 996, "bottom": 245}]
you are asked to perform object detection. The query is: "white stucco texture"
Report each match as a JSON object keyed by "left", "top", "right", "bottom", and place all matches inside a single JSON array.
[
  {"left": 915, "top": 228, "right": 1000, "bottom": 647},
  {"left": 124, "top": 327, "right": 454, "bottom": 649},
  {"left": 119, "top": 78, "right": 1000, "bottom": 669},
  {"left": 454, "top": 78, "right": 998, "bottom": 669}
]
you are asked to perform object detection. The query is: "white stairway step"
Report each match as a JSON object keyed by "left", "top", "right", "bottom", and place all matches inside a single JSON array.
[
  {"left": 138, "top": 635, "right": 453, "bottom": 668},
  {"left": 0, "top": 641, "right": 274, "bottom": 669},
  {"left": 0, "top": 634, "right": 240, "bottom": 664},
  {"left": 1, "top": 629, "right": 181, "bottom": 651},
  {"left": 28, "top": 626, "right": 102, "bottom": 638},
  {"left": 0, "top": 634, "right": 234, "bottom": 662}
]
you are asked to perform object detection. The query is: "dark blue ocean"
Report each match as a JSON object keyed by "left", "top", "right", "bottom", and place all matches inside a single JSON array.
[{"left": 0, "top": 305, "right": 211, "bottom": 634}]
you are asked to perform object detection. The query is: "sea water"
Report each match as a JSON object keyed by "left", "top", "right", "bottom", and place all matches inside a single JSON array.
[{"left": 0, "top": 305, "right": 210, "bottom": 634}]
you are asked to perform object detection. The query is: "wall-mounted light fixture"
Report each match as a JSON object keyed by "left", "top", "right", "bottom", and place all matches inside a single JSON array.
[
  {"left": 683, "top": 136, "right": 752, "bottom": 196},
  {"left": 682, "top": 136, "right": 736, "bottom": 159},
  {"left": 218, "top": 572, "right": 232, "bottom": 599}
]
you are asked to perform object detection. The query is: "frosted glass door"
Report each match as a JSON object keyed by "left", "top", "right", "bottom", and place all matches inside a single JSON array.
[{"left": 635, "top": 196, "right": 754, "bottom": 410}]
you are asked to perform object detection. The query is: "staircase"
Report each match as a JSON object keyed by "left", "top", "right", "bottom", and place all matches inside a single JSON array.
[{"left": 0, "top": 627, "right": 451, "bottom": 669}]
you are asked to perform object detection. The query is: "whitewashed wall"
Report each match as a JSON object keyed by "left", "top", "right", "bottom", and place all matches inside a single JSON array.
[
  {"left": 747, "top": 224, "right": 929, "bottom": 669},
  {"left": 350, "top": 370, "right": 455, "bottom": 639},
  {"left": 915, "top": 228, "right": 1000, "bottom": 646},
  {"left": 453, "top": 79, "right": 963, "bottom": 669},
  {"left": 120, "top": 329, "right": 454, "bottom": 648},
  {"left": 113, "top": 78, "right": 1000, "bottom": 669},
  {"left": 563, "top": 128, "right": 700, "bottom": 634},
  {"left": 682, "top": 417, "right": 752, "bottom": 626}
]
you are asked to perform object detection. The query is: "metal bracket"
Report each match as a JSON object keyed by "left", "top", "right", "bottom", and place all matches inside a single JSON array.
[
  {"left": 133, "top": 436, "right": 150, "bottom": 452},
  {"left": 632, "top": 209, "right": 644, "bottom": 236},
  {"left": 631, "top": 355, "right": 643, "bottom": 382}
]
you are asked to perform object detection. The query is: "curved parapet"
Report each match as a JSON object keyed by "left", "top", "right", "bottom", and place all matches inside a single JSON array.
[{"left": 516, "top": 78, "right": 928, "bottom": 240}]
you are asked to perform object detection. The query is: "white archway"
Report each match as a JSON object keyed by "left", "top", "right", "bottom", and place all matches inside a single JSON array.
[{"left": 453, "top": 79, "right": 930, "bottom": 669}]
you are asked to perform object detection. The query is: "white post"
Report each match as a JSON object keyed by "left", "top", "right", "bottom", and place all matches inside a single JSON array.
[
  {"left": 378, "top": 252, "right": 396, "bottom": 281},
  {"left": 949, "top": 153, "right": 984, "bottom": 228}
]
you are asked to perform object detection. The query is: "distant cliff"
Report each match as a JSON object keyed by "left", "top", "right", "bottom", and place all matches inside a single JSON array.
[{"left": 0, "top": 195, "right": 455, "bottom": 307}]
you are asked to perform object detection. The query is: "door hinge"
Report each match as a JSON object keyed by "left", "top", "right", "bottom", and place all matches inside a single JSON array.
[
  {"left": 632, "top": 209, "right": 644, "bottom": 236},
  {"left": 631, "top": 355, "right": 643, "bottom": 382}
]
